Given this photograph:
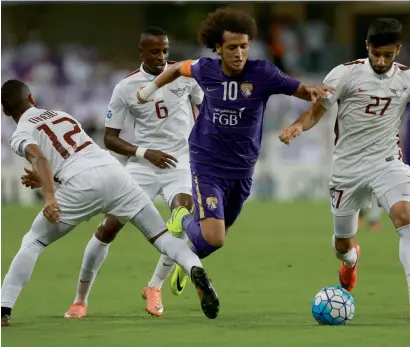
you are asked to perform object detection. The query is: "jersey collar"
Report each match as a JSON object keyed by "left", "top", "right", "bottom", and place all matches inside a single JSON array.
[
  {"left": 140, "top": 62, "right": 168, "bottom": 81},
  {"left": 365, "top": 58, "right": 395, "bottom": 79}
]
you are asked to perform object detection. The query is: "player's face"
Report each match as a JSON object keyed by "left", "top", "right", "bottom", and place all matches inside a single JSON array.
[
  {"left": 139, "top": 35, "right": 169, "bottom": 75},
  {"left": 366, "top": 42, "right": 401, "bottom": 74},
  {"left": 216, "top": 31, "right": 250, "bottom": 75}
]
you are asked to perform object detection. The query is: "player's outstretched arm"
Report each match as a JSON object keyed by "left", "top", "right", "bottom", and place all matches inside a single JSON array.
[
  {"left": 293, "top": 84, "right": 335, "bottom": 103},
  {"left": 137, "top": 61, "right": 191, "bottom": 103},
  {"left": 279, "top": 103, "right": 327, "bottom": 145},
  {"left": 25, "top": 144, "right": 60, "bottom": 223}
]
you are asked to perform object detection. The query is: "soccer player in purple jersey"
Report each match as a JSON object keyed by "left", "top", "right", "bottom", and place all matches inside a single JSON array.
[{"left": 138, "top": 8, "right": 334, "bottom": 289}]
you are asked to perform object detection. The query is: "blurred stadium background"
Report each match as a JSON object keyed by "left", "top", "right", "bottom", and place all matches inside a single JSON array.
[
  {"left": 2, "top": 3, "right": 410, "bottom": 345},
  {"left": 2, "top": 1, "right": 409, "bottom": 204}
]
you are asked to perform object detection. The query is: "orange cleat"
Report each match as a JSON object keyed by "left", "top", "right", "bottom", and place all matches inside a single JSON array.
[
  {"left": 64, "top": 302, "right": 87, "bottom": 318},
  {"left": 339, "top": 244, "right": 361, "bottom": 292},
  {"left": 141, "top": 286, "right": 164, "bottom": 317}
]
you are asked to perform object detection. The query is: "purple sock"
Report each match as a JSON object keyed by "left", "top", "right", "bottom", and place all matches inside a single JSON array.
[{"left": 182, "top": 215, "right": 220, "bottom": 259}]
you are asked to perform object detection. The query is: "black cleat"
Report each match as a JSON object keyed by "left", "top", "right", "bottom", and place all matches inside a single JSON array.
[
  {"left": 1, "top": 314, "right": 11, "bottom": 327},
  {"left": 191, "top": 266, "right": 219, "bottom": 319}
]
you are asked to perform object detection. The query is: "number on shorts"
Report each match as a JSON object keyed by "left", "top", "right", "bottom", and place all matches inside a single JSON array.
[
  {"left": 155, "top": 100, "right": 169, "bottom": 119},
  {"left": 331, "top": 189, "right": 344, "bottom": 209},
  {"left": 37, "top": 117, "right": 92, "bottom": 159},
  {"left": 365, "top": 96, "right": 391, "bottom": 116}
]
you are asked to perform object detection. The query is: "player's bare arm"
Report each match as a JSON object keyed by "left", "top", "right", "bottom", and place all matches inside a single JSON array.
[
  {"left": 21, "top": 167, "right": 41, "bottom": 189},
  {"left": 105, "top": 127, "right": 177, "bottom": 169},
  {"left": 137, "top": 61, "right": 189, "bottom": 103},
  {"left": 279, "top": 103, "right": 327, "bottom": 145},
  {"left": 25, "top": 144, "right": 60, "bottom": 223},
  {"left": 292, "top": 84, "right": 336, "bottom": 104}
]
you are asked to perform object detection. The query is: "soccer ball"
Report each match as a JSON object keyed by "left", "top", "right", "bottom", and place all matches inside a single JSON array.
[{"left": 311, "top": 285, "right": 355, "bottom": 325}]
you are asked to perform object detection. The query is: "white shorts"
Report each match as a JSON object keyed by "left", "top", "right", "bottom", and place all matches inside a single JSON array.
[
  {"left": 55, "top": 163, "right": 151, "bottom": 226},
  {"left": 126, "top": 155, "right": 192, "bottom": 207},
  {"left": 329, "top": 158, "right": 410, "bottom": 216}
]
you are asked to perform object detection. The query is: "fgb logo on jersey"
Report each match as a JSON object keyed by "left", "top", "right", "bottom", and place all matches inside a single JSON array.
[{"left": 212, "top": 107, "right": 245, "bottom": 126}]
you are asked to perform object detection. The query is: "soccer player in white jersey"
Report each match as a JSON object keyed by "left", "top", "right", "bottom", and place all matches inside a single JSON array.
[
  {"left": 279, "top": 18, "right": 410, "bottom": 315},
  {"left": 63, "top": 27, "right": 203, "bottom": 318},
  {"left": 0, "top": 80, "right": 219, "bottom": 327}
]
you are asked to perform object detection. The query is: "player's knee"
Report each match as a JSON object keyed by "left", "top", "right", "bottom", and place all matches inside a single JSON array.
[
  {"left": 171, "top": 193, "right": 194, "bottom": 213},
  {"left": 390, "top": 201, "right": 410, "bottom": 228},
  {"left": 95, "top": 215, "right": 123, "bottom": 243},
  {"left": 200, "top": 219, "right": 226, "bottom": 247},
  {"left": 21, "top": 230, "right": 47, "bottom": 254}
]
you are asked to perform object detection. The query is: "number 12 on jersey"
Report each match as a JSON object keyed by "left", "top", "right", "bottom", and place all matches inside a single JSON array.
[{"left": 37, "top": 117, "right": 92, "bottom": 159}]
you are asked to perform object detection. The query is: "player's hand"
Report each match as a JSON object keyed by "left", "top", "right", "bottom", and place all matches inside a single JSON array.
[
  {"left": 43, "top": 197, "right": 61, "bottom": 223},
  {"left": 21, "top": 168, "right": 42, "bottom": 189},
  {"left": 279, "top": 123, "right": 303, "bottom": 145},
  {"left": 305, "top": 85, "right": 335, "bottom": 104},
  {"left": 144, "top": 149, "right": 178, "bottom": 169}
]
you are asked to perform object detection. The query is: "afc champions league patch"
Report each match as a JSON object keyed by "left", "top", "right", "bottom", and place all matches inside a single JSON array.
[
  {"left": 240, "top": 82, "right": 253, "bottom": 98},
  {"left": 106, "top": 109, "right": 113, "bottom": 119},
  {"left": 206, "top": 195, "right": 218, "bottom": 210}
]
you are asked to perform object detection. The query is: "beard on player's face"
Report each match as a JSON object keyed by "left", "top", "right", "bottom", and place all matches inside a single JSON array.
[{"left": 367, "top": 43, "right": 400, "bottom": 75}]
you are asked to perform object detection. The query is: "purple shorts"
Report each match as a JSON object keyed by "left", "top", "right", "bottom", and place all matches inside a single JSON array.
[{"left": 191, "top": 172, "right": 252, "bottom": 227}]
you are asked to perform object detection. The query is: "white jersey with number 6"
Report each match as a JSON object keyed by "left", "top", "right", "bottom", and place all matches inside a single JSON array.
[
  {"left": 320, "top": 59, "right": 410, "bottom": 215},
  {"left": 105, "top": 62, "right": 203, "bottom": 168},
  {"left": 9, "top": 107, "right": 118, "bottom": 184}
]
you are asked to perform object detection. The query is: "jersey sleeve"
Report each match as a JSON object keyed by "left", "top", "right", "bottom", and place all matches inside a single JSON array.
[
  {"left": 189, "top": 80, "right": 204, "bottom": 105},
  {"left": 264, "top": 62, "right": 301, "bottom": 96},
  {"left": 105, "top": 83, "right": 128, "bottom": 129},
  {"left": 9, "top": 129, "right": 37, "bottom": 159},
  {"left": 320, "top": 65, "right": 350, "bottom": 110}
]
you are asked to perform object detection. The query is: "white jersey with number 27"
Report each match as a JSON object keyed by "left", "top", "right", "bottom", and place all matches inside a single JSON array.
[
  {"left": 320, "top": 58, "right": 410, "bottom": 177},
  {"left": 9, "top": 107, "right": 118, "bottom": 183}
]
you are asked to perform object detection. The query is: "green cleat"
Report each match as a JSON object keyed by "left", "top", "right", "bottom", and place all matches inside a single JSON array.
[
  {"left": 170, "top": 264, "right": 190, "bottom": 296},
  {"left": 166, "top": 206, "right": 190, "bottom": 237}
]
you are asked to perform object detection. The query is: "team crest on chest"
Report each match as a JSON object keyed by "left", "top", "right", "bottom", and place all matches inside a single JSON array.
[
  {"left": 240, "top": 82, "right": 253, "bottom": 98},
  {"left": 390, "top": 87, "right": 407, "bottom": 98},
  {"left": 205, "top": 196, "right": 218, "bottom": 210},
  {"left": 170, "top": 86, "right": 189, "bottom": 98}
]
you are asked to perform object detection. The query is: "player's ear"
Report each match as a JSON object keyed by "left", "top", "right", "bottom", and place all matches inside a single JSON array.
[
  {"left": 215, "top": 44, "right": 222, "bottom": 55},
  {"left": 28, "top": 94, "right": 35, "bottom": 106},
  {"left": 2, "top": 107, "right": 10, "bottom": 116},
  {"left": 365, "top": 40, "right": 369, "bottom": 52},
  {"left": 396, "top": 44, "right": 402, "bottom": 56}
]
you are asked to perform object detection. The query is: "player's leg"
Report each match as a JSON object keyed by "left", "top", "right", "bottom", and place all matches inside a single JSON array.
[
  {"left": 153, "top": 171, "right": 193, "bottom": 297},
  {"left": 368, "top": 194, "right": 382, "bottom": 230},
  {"left": 107, "top": 166, "right": 219, "bottom": 319},
  {"left": 1, "top": 213, "right": 75, "bottom": 326},
  {"left": 330, "top": 185, "right": 371, "bottom": 292},
  {"left": 378, "top": 183, "right": 410, "bottom": 313},
  {"left": 167, "top": 173, "right": 228, "bottom": 259},
  {"left": 358, "top": 208, "right": 366, "bottom": 229},
  {"left": 64, "top": 215, "right": 122, "bottom": 318}
]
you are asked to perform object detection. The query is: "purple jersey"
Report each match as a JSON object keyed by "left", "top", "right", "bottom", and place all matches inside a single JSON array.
[{"left": 188, "top": 58, "right": 300, "bottom": 178}]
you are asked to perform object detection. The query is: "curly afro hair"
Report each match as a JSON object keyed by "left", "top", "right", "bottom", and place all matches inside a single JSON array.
[{"left": 198, "top": 7, "right": 258, "bottom": 51}]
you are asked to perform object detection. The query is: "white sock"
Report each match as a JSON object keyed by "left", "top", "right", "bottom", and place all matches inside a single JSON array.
[
  {"left": 1, "top": 233, "right": 45, "bottom": 308},
  {"left": 332, "top": 234, "right": 357, "bottom": 268},
  {"left": 74, "top": 235, "right": 110, "bottom": 305},
  {"left": 398, "top": 225, "right": 410, "bottom": 305},
  {"left": 153, "top": 232, "right": 202, "bottom": 276},
  {"left": 147, "top": 233, "right": 188, "bottom": 288},
  {"left": 147, "top": 254, "right": 175, "bottom": 288}
]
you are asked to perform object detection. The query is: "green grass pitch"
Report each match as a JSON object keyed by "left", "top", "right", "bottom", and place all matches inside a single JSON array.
[{"left": 1, "top": 202, "right": 409, "bottom": 347}]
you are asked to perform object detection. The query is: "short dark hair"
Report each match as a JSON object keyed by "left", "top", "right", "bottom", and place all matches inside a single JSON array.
[
  {"left": 198, "top": 7, "right": 258, "bottom": 51},
  {"left": 1, "top": 79, "right": 31, "bottom": 115},
  {"left": 367, "top": 18, "right": 402, "bottom": 47},
  {"left": 141, "top": 26, "right": 166, "bottom": 37}
]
